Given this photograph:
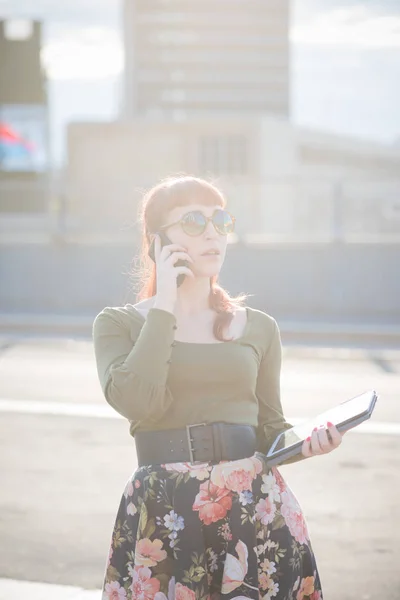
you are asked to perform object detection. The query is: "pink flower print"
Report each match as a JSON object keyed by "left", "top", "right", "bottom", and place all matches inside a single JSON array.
[
  {"left": 164, "top": 462, "right": 211, "bottom": 481},
  {"left": 255, "top": 497, "right": 276, "bottom": 525},
  {"left": 135, "top": 538, "right": 167, "bottom": 567},
  {"left": 135, "top": 480, "right": 141, "bottom": 489},
  {"left": 103, "top": 581, "right": 127, "bottom": 600},
  {"left": 154, "top": 576, "right": 175, "bottom": 600},
  {"left": 296, "top": 576, "right": 315, "bottom": 600},
  {"left": 221, "top": 540, "right": 250, "bottom": 594},
  {"left": 192, "top": 481, "right": 232, "bottom": 525},
  {"left": 211, "top": 457, "right": 263, "bottom": 493},
  {"left": 175, "top": 583, "right": 196, "bottom": 600},
  {"left": 309, "top": 592, "right": 323, "bottom": 600},
  {"left": 188, "top": 464, "right": 211, "bottom": 481},
  {"left": 271, "top": 467, "right": 287, "bottom": 494},
  {"left": 259, "top": 572, "right": 271, "bottom": 591},
  {"left": 130, "top": 565, "right": 160, "bottom": 600},
  {"left": 218, "top": 522, "right": 233, "bottom": 541},
  {"left": 152, "top": 580, "right": 197, "bottom": 600},
  {"left": 280, "top": 490, "right": 309, "bottom": 545},
  {"left": 163, "top": 463, "right": 190, "bottom": 473}
]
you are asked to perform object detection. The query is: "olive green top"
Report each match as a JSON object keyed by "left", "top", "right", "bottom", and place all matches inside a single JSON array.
[{"left": 92, "top": 305, "right": 304, "bottom": 464}]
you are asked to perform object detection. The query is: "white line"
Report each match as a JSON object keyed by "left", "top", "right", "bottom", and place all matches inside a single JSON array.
[
  {"left": 0, "top": 399, "right": 399, "bottom": 436},
  {"left": 0, "top": 399, "right": 120, "bottom": 419},
  {"left": 0, "top": 578, "right": 100, "bottom": 600}
]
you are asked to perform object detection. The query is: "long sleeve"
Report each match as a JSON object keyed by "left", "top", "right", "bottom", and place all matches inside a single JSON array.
[
  {"left": 256, "top": 318, "right": 306, "bottom": 466},
  {"left": 92, "top": 307, "right": 176, "bottom": 423}
]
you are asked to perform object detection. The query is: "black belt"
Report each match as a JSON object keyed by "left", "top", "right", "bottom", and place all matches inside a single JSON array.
[{"left": 135, "top": 422, "right": 257, "bottom": 467}]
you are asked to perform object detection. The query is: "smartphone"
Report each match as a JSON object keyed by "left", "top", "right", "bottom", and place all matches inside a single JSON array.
[{"left": 148, "top": 231, "right": 189, "bottom": 288}]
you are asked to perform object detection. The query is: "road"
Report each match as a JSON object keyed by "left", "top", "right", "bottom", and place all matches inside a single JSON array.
[{"left": 0, "top": 336, "right": 399, "bottom": 600}]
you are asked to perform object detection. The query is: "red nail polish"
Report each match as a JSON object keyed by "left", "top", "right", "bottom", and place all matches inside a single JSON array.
[
  {"left": 306, "top": 436, "right": 311, "bottom": 442},
  {"left": 327, "top": 421, "right": 334, "bottom": 427},
  {"left": 313, "top": 427, "right": 318, "bottom": 431}
]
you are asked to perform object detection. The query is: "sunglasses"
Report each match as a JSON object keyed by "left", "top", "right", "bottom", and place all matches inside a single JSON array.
[{"left": 159, "top": 208, "right": 235, "bottom": 237}]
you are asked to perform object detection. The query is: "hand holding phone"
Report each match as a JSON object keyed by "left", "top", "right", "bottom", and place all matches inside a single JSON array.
[{"left": 148, "top": 232, "right": 193, "bottom": 293}]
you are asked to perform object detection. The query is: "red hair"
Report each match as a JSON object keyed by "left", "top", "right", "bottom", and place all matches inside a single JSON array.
[{"left": 137, "top": 175, "right": 245, "bottom": 341}]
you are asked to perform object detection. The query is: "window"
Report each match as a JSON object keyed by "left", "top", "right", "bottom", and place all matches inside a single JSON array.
[{"left": 199, "top": 135, "right": 248, "bottom": 175}]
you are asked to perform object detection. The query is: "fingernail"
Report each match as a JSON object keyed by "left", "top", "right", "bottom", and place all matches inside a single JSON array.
[
  {"left": 327, "top": 421, "right": 334, "bottom": 427},
  {"left": 306, "top": 436, "right": 311, "bottom": 442},
  {"left": 313, "top": 427, "right": 318, "bottom": 431}
]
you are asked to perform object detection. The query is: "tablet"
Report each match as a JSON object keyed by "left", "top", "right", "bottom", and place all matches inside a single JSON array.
[{"left": 266, "top": 390, "right": 378, "bottom": 467}]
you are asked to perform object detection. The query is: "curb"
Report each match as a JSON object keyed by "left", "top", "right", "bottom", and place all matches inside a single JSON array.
[{"left": 0, "top": 314, "right": 399, "bottom": 359}]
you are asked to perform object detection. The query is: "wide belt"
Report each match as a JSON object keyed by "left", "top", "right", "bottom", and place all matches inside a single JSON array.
[{"left": 135, "top": 422, "right": 257, "bottom": 467}]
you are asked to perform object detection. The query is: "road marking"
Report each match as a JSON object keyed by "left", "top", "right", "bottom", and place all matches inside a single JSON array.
[
  {"left": 0, "top": 398, "right": 399, "bottom": 436},
  {"left": 0, "top": 578, "right": 100, "bottom": 599},
  {"left": 0, "top": 399, "right": 119, "bottom": 419}
]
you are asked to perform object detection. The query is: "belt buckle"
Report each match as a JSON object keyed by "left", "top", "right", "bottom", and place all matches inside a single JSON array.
[{"left": 186, "top": 423, "right": 207, "bottom": 464}]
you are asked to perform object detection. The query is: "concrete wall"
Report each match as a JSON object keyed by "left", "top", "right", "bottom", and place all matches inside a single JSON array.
[
  {"left": 1, "top": 240, "right": 399, "bottom": 325},
  {"left": 2, "top": 117, "right": 400, "bottom": 328}
]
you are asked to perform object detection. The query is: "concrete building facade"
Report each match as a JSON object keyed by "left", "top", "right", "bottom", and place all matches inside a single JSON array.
[
  {"left": 123, "top": 0, "right": 290, "bottom": 119},
  {"left": 64, "top": 116, "right": 400, "bottom": 242}
]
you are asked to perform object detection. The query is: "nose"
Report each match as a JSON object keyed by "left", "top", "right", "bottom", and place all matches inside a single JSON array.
[{"left": 203, "top": 219, "right": 218, "bottom": 240}]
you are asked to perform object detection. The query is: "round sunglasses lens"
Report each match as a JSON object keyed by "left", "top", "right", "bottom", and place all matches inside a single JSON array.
[
  {"left": 181, "top": 211, "right": 206, "bottom": 236},
  {"left": 214, "top": 210, "right": 235, "bottom": 235}
]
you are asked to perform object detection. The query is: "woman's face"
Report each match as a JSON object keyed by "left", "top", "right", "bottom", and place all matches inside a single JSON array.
[{"left": 160, "top": 204, "right": 229, "bottom": 279}]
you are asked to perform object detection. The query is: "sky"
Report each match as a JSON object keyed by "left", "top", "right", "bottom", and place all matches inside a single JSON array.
[{"left": 1, "top": 0, "right": 399, "bottom": 165}]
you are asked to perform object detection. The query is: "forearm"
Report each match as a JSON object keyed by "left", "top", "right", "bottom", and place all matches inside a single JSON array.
[
  {"left": 121, "top": 308, "right": 176, "bottom": 384},
  {"left": 94, "top": 307, "right": 176, "bottom": 421}
]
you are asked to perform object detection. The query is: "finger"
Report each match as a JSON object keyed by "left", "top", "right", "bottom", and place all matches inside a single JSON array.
[
  {"left": 301, "top": 437, "right": 313, "bottom": 458},
  {"left": 327, "top": 422, "right": 343, "bottom": 447},
  {"left": 160, "top": 244, "right": 188, "bottom": 260},
  {"left": 165, "top": 252, "right": 194, "bottom": 266},
  {"left": 310, "top": 428, "right": 324, "bottom": 455},
  {"left": 316, "top": 428, "right": 332, "bottom": 453}
]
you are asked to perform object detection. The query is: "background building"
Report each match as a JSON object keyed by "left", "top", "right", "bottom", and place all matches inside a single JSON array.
[
  {"left": 0, "top": 20, "right": 48, "bottom": 213},
  {"left": 123, "top": 0, "right": 290, "bottom": 118},
  {"left": 0, "top": 1, "right": 399, "bottom": 329}
]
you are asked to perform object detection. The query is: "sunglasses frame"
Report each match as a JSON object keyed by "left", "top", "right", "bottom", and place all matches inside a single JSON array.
[{"left": 159, "top": 208, "right": 236, "bottom": 237}]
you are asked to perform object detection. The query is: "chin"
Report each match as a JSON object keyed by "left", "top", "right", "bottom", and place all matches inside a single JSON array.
[
  {"left": 200, "top": 269, "right": 221, "bottom": 279},
  {"left": 193, "top": 257, "right": 224, "bottom": 279}
]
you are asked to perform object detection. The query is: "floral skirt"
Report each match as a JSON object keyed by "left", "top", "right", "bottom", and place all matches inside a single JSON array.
[{"left": 102, "top": 453, "right": 322, "bottom": 600}]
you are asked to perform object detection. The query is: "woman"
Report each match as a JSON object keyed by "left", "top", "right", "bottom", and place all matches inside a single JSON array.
[{"left": 93, "top": 176, "right": 343, "bottom": 600}]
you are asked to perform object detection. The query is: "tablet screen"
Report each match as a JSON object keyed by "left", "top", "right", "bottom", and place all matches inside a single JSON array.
[{"left": 268, "top": 390, "right": 377, "bottom": 456}]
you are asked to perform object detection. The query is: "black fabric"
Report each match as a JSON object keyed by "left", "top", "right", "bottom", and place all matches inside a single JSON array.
[{"left": 102, "top": 452, "right": 323, "bottom": 599}]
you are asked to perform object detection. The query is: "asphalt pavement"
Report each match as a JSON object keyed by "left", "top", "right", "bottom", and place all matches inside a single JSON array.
[{"left": 0, "top": 336, "right": 399, "bottom": 600}]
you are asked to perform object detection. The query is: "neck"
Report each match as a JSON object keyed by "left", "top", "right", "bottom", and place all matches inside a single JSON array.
[{"left": 175, "top": 276, "right": 213, "bottom": 315}]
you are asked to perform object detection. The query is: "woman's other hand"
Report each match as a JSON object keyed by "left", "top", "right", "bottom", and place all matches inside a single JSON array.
[{"left": 301, "top": 421, "right": 344, "bottom": 458}]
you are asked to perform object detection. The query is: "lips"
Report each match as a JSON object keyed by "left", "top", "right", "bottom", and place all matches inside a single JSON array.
[{"left": 201, "top": 249, "right": 220, "bottom": 256}]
